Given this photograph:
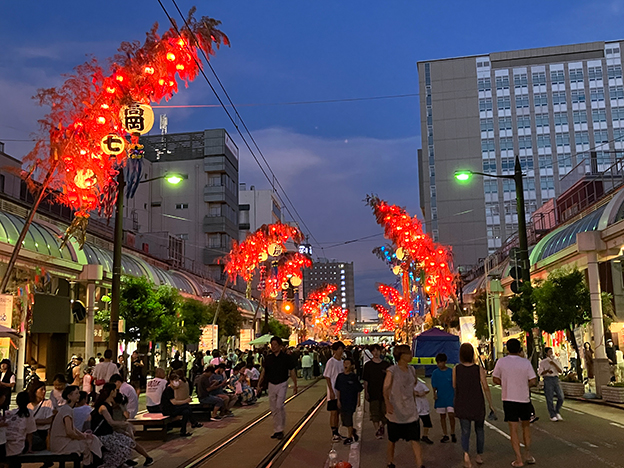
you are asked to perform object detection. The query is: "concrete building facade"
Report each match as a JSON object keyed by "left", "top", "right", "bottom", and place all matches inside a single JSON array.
[
  {"left": 418, "top": 41, "right": 624, "bottom": 269},
  {"left": 138, "top": 129, "right": 239, "bottom": 277},
  {"left": 238, "top": 184, "right": 283, "bottom": 241}
]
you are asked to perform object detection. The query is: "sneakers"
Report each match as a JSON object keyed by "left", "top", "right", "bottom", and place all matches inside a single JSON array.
[
  {"left": 332, "top": 433, "right": 342, "bottom": 442},
  {"left": 421, "top": 436, "right": 434, "bottom": 445},
  {"left": 550, "top": 416, "right": 558, "bottom": 422},
  {"left": 556, "top": 413, "right": 563, "bottom": 421},
  {"left": 143, "top": 458, "right": 154, "bottom": 467},
  {"left": 375, "top": 426, "right": 384, "bottom": 439},
  {"left": 441, "top": 435, "right": 450, "bottom": 443},
  {"left": 270, "top": 431, "right": 284, "bottom": 439},
  {"left": 451, "top": 434, "right": 457, "bottom": 443},
  {"left": 529, "top": 415, "right": 539, "bottom": 424},
  {"left": 353, "top": 430, "right": 359, "bottom": 442},
  {"left": 212, "top": 414, "right": 222, "bottom": 420},
  {"left": 343, "top": 437, "right": 354, "bottom": 445}
]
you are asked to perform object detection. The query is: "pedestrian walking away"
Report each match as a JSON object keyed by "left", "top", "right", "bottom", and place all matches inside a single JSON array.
[
  {"left": 301, "top": 351, "right": 313, "bottom": 380},
  {"left": 453, "top": 343, "right": 495, "bottom": 468},
  {"left": 493, "top": 338, "right": 537, "bottom": 467},
  {"left": 258, "top": 336, "right": 298, "bottom": 440},
  {"left": 324, "top": 341, "right": 346, "bottom": 441},
  {"left": 431, "top": 353, "right": 456, "bottom": 443},
  {"left": 383, "top": 344, "right": 424, "bottom": 468},
  {"left": 362, "top": 343, "right": 391, "bottom": 439},
  {"left": 334, "top": 357, "right": 363, "bottom": 445},
  {"left": 414, "top": 377, "right": 434, "bottom": 445},
  {"left": 538, "top": 347, "right": 564, "bottom": 422}
]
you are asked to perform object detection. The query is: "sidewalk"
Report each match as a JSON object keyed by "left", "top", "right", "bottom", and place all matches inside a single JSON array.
[{"left": 530, "top": 386, "right": 624, "bottom": 411}]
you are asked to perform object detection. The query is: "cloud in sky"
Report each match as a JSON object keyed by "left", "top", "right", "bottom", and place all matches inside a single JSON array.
[{"left": 234, "top": 127, "right": 421, "bottom": 304}]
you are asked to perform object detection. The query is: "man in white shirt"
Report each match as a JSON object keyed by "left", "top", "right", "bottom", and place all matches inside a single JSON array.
[
  {"left": 111, "top": 374, "right": 139, "bottom": 418},
  {"left": 301, "top": 351, "right": 313, "bottom": 380},
  {"left": 493, "top": 338, "right": 537, "bottom": 467},
  {"left": 92, "top": 349, "right": 118, "bottom": 394},
  {"left": 323, "top": 341, "right": 345, "bottom": 442},
  {"left": 538, "top": 347, "right": 564, "bottom": 422},
  {"left": 145, "top": 368, "right": 168, "bottom": 413}
]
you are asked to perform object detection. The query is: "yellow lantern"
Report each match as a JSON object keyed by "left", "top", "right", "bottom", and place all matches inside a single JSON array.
[
  {"left": 100, "top": 134, "right": 126, "bottom": 155},
  {"left": 119, "top": 103, "right": 154, "bottom": 135},
  {"left": 290, "top": 276, "right": 302, "bottom": 287},
  {"left": 322, "top": 296, "right": 331, "bottom": 304},
  {"left": 267, "top": 243, "right": 283, "bottom": 257},
  {"left": 396, "top": 247, "right": 405, "bottom": 261},
  {"left": 74, "top": 169, "right": 96, "bottom": 189},
  {"left": 281, "top": 282, "right": 290, "bottom": 290},
  {"left": 259, "top": 251, "right": 268, "bottom": 262},
  {"left": 392, "top": 265, "right": 401, "bottom": 276}
]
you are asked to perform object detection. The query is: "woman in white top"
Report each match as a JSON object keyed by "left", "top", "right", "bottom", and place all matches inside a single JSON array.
[
  {"left": 5, "top": 391, "right": 36, "bottom": 457},
  {"left": 27, "top": 381, "right": 55, "bottom": 451},
  {"left": 49, "top": 385, "right": 101, "bottom": 465}
]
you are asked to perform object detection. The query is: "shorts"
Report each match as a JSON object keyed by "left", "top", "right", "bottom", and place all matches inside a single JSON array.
[
  {"left": 503, "top": 401, "right": 532, "bottom": 422},
  {"left": 419, "top": 414, "right": 432, "bottom": 428},
  {"left": 387, "top": 420, "right": 420, "bottom": 443},
  {"left": 327, "top": 399, "right": 339, "bottom": 411},
  {"left": 341, "top": 410, "right": 355, "bottom": 427},
  {"left": 436, "top": 406, "right": 454, "bottom": 414},
  {"left": 369, "top": 399, "right": 387, "bottom": 423},
  {"left": 200, "top": 395, "right": 225, "bottom": 408}
]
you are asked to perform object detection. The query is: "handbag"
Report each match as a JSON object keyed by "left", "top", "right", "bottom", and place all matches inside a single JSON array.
[{"left": 95, "top": 379, "right": 106, "bottom": 386}]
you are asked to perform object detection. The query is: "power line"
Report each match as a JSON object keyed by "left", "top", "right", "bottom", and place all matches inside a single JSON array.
[
  {"left": 156, "top": 0, "right": 324, "bottom": 256},
  {"left": 151, "top": 93, "right": 420, "bottom": 109}
]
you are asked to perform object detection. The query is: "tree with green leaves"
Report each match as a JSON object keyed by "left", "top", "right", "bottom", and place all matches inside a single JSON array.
[
  {"left": 206, "top": 300, "right": 244, "bottom": 342},
  {"left": 507, "top": 282, "right": 538, "bottom": 365},
  {"left": 473, "top": 290, "right": 514, "bottom": 341},
  {"left": 533, "top": 268, "right": 591, "bottom": 379},
  {"left": 178, "top": 298, "right": 212, "bottom": 344},
  {"left": 119, "top": 275, "right": 164, "bottom": 343},
  {"left": 267, "top": 318, "right": 291, "bottom": 339},
  {"left": 154, "top": 286, "right": 181, "bottom": 345}
]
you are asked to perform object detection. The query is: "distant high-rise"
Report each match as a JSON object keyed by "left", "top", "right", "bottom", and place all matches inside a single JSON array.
[
  {"left": 238, "top": 184, "right": 283, "bottom": 241},
  {"left": 418, "top": 41, "right": 624, "bottom": 269}
]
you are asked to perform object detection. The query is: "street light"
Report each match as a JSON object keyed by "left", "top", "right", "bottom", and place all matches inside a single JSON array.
[
  {"left": 108, "top": 170, "right": 186, "bottom": 359},
  {"left": 454, "top": 156, "right": 530, "bottom": 358}
]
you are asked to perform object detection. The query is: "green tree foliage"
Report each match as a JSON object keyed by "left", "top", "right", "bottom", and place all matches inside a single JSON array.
[
  {"left": 602, "top": 291, "right": 616, "bottom": 335},
  {"left": 119, "top": 275, "right": 163, "bottom": 343},
  {"left": 267, "top": 318, "right": 291, "bottom": 339},
  {"left": 178, "top": 298, "right": 212, "bottom": 344},
  {"left": 154, "top": 286, "right": 181, "bottom": 344},
  {"left": 533, "top": 268, "right": 591, "bottom": 377},
  {"left": 206, "top": 300, "right": 244, "bottom": 340},
  {"left": 507, "top": 283, "right": 536, "bottom": 333},
  {"left": 473, "top": 290, "right": 514, "bottom": 340}
]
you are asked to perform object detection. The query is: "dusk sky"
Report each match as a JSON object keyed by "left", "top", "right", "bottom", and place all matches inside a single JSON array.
[{"left": 1, "top": 1, "right": 624, "bottom": 305}]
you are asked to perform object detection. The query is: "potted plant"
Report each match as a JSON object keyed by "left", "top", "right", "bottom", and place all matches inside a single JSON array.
[
  {"left": 559, "top": 373, "right": 584, "bottom": 398},
  {"left": 602, "top": 382, "right": 624, "bottom": 403}
]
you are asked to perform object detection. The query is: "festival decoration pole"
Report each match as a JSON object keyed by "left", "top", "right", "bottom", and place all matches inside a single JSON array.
[
  {"left": 109, "top": 170, "right": 125, "bottom": 359},
  {"left": 0, "top": 158, "right": 59, "bottom": 293}
]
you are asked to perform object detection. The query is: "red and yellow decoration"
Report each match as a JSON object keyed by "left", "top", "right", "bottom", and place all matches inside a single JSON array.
[{"left": 24, "top": 9, "right": 229, "bottom": 246}]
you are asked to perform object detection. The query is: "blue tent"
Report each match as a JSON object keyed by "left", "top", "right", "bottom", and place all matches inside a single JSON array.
[{"left": 413, "top": 328, "right": 460, "bottom": 376}]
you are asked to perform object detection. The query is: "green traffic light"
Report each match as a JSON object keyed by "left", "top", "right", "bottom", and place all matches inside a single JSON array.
[{"left": 454, "top": 171, "right": 472, "bottom": 182}]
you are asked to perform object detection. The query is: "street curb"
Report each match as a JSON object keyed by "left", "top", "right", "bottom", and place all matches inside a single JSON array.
[{"left": 530, "top": 387, "right": 624, "bottom": 411}]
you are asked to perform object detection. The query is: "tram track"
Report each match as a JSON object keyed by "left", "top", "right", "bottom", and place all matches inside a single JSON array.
[{"left": 177, "top": 379, "right": 326, "bottom": 468}]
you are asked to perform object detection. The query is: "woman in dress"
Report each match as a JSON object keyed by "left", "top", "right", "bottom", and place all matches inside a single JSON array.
[
  {"left": 49, "top": 385, "right": 102, "bottom": 465},
  {"left": 453, "top": 343, "right": 495, "bottom": 468},
  {"left": 27, "top": 381, "right": 55, "bottom": 451},
  {"left": 91, "top": 383, "right": 153, "bottom": 467}
]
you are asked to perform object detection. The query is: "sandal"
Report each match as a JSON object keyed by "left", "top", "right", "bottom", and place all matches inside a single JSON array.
[
  {"left": 526, "top": 457, "right": 536, "bottom": 465},
  {"left": 511, "top": 462, "right": 524, "bottom": 467}
]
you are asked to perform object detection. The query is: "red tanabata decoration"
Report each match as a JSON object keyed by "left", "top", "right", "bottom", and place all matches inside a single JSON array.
[
  {"left": 24, "top": 8, "right": 229, "bottom": 244},
  {"left": 261, "top": 252, "right": 312, "bottom": 301},
  {"left": 303, "top": 284, "right": 347, "bottom": 336},
  {"left": 373, "top": 304, "right": 395, "bottom": 331},
  {"left": 366, "top": 195, "right": 454, "bottom": 307},
  {"left": 223, "top": 223, "right": 304, "bottom": 283},
  {"left": 302, "top": 284, "right": 337, "bottom": 317},
  {"left": 377, "top": 283, "right": 413, "bottom": 327}
]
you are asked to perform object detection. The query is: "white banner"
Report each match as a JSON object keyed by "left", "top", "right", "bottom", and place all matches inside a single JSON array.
[
  {"left": 0, "top": 295, "right": 13, "bottom": 361},
  {"left": 200, "top": 324, "right": 218, "bottom": 351}
]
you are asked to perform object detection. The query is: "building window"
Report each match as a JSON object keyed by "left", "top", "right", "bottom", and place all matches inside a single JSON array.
[
  {"left": 519, "top": 155, "right": 534, "bottom": 171},
  {"left": 588, "top": 66, "right": 603, "bottom": 82},
  {"left": 610, "top": 86, "right": 624, "bottom": 100},
  {"left": 482, "top": 159, "right": 497, "bottom": 173},
  {"left": 558, "top": 154, "right": 573, "bottom": 174},
  {"left": 208, "top": 203, "right": 222, "bottom": 217},
  {"left": 534, "top": 94, "right": 548, "bottom": 109},
  {"left": 483, "top": 180, "right": 498, "bottom": 194},
  {"left": 592, "top": 109, "right": 607, "bottom": 124},
  {"left": 574, "top": 131, "right": 590, "bottom": 145},
  {"left": 540, "top": 176, "right": 555, "bottom": 191},
  {"left": 551, "top": 70, "right": 565, "bottom": 85},
  {"left": 513, "top": 73, "right": 528, "bottom": 87},
  {"left": 175, "top": 203, "right": 189, "bottom": 210},
  {"left": 496, "top": 75, "right": 510, "bottom": 90},
  {"left": 535, "top": 114, "right": 550, "bottom": 128},
  {"left": 539, "top": 155, "right": 553, "bottom": 169},
  {"left": 479, "top": 98, "right": 493, "bottom": 112},
  {"left": 179, "top": 233, "right": 189, "bottom": 240},
  {"left": 481, "top": 139, "right": 495, "bottom": 154},
  {"left": 477, "top": 77, "right": 491, "bottom": 91},
  {"left": 553, "top": 91, "right": 567, "bottom": 105},
  {"left": 556, "top": 133, "right": 570, "bottom": 147},
  {"left": 518, "top": 136, "right": 533, "bottom": 150},
  {"left": 554, "top": 112, "right": 568, "bottom": 126},
  {"left": 532, "top": 71, "right": 546, "bottom": 85},
  {"left": 500, "top": 157, "right": 515, "bottom": 172},
  {"left": 569, "top": 68, "right": 584, "bottom": 83},
  {"left": 571, "top": 90, "right": 585, "bottom": 104},
  {"left": 590, "top": 89, "right": 605, "bottom": 102},
  {"left": 498, "top": 117, "right": 512, "bottom": 132},
  {"left": 594, "top": 129, "right": 609, "bottom": 144},
  {"left": 208, "top": 233, "right": 222, "bottom": 248},
  {"left": 481, "top": 118, "right": 494, "bottom": 132},
  {"left": 608, "top": 64, "right": 622, "bottom": 80},
  {"left": 573, "top": 110, "right": 588, "bottom": 124},
  {"left": 515, "top": 95, "right": 530, "bottom": 109},
  {"left": 537, "top": 135, "right": 551, "bottom": 149},
  {"left": 207, "top": 174, "right": 221, "bottom": 186},
  {"left": 497, "top": 96, "right": 511, "bottom": 110},
  {"left": 499, "top": 137, "right": 514, "bottom": 151},
  {"left": 517, "top": 116, "right": 531, "bottom": 129}
]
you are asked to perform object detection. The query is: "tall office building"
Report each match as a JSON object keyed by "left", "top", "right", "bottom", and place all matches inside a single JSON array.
[
  {"left": 303, "top": 260, "right": 356, "bottom": 325},
  {"left": 137, "top": 128, "right": 239, "bottom": 277},
  {"left": 418, "top": 41, "right": 624, "bottom": 269},
  {"left": 238, "top": 184, "right": 283, "bottom": 241}
]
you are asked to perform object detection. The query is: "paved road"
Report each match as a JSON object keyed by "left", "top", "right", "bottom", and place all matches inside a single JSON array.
[{"left": 357, "top": 381, "right": 624, "bottom": 468}]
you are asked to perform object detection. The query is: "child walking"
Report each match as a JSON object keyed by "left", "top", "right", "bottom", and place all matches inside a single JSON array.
[
  {"left": 334, "top": 357, "right": 363, "bottom": 445},
  {"left": 383, "top": 345, "right": 424, "bottom": 468},
  {"left": 414, "top": 378, "right": 434, "bottom": 444},
  {"left": 431, "top": 353, "right": 456, "bottom": 443}
]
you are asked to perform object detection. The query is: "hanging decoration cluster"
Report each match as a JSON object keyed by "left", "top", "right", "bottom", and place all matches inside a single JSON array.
[
  {"left": 302, "top": 284, "right": 337, "bottom": 317},
  {"left": 372, "top": 304, "right": 395, "bottom": 331},
  {"left": 302, "top": 284, "right": 348, "bottom": 337},
  {"left": 376, "top": 283, "right": 414, "bottom": 327},
  {"left": 262, "top": 252, "right": 312, "bottom": 301},
  {"left": 366, "top": 195, "right": 455, "bottom": 303},
  {"left": 223, "top": 223, "right": 303, "bottom": 283},
  {"left": 24, "top": 8, "right": 229, "bottom": 246}
]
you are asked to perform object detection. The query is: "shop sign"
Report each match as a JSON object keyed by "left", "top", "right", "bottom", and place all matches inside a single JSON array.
[
  {"left": 200, "top": 325, "right": 218, "bottom": 351},
  {"left": 0, "top": 295, "right": 14, "bottom": 361},
  {"left": 239, "top": 329, "right": 253, "bottom": 351}
]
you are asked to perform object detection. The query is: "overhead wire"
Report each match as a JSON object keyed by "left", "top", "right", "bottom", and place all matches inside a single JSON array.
[{"left": 157, "top": 0, "right": 325, "bottom": 257}]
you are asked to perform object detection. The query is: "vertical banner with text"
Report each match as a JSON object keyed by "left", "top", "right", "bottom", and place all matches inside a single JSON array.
[
  {"left": 200, "top": 325, "right": 219, "bottom": 351},
  {"left": 239, "top": 329, "right": 253, "bottom": 351},
  {"left": 0, "top": 295, "right": 14, "bottom": 361}
]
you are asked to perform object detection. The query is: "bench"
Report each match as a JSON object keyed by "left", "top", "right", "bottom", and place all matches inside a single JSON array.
[
  {"left": 12, "top": 450, "right": 82, "bottom": 468},
  {"left": 129, "top": 413, "right": 182, "bottom": 441}
]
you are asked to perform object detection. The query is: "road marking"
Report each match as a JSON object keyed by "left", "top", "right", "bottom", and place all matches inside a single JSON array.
[
  {"left": 349, "top": 393, "right": 364, "bottom": 468},
  {"left": 484, "top": 421, "right": 524, "bottom": 447},
  {"left": 583, "top": 441, "right": 599, "bottom": 448},
  {"left": 561, "top": 406, "right": 584, "bottom": 415},
  {"left": 610, "top": 422, "right": 624, "bottom": 429},
  {"left": 533, "top": 425, "right": 624, "bottom": 468}
]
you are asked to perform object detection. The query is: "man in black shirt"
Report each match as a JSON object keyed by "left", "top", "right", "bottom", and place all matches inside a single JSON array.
[
  {"left": 258, "top": 336, "right": 298, "bottom": 440},
  {"left": 362, "top": 344, "right": 391, "bottom": 439}
]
